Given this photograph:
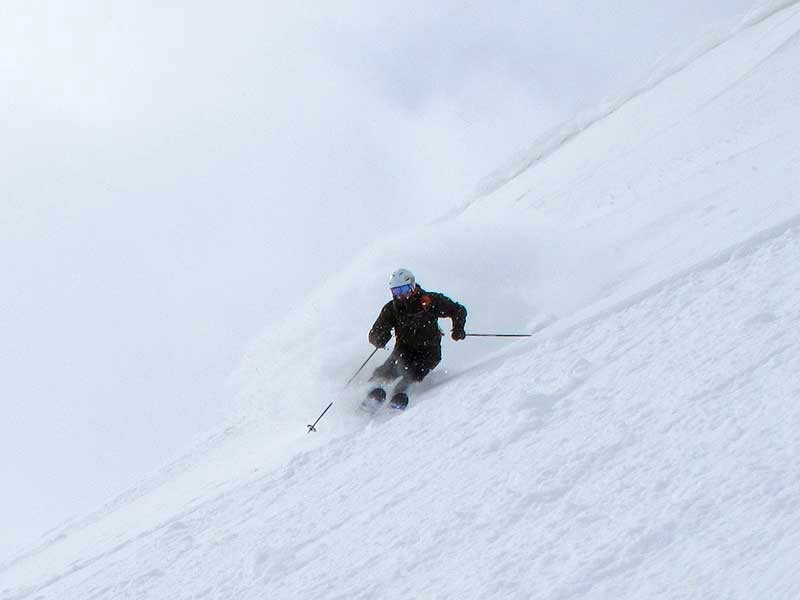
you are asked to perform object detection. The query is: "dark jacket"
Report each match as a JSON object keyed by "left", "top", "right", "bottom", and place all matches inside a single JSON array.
[{"left": 369, "top": 287, "right": 467, "bottom": 352}]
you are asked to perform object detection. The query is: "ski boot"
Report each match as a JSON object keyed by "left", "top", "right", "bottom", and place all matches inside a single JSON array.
[
  {"left": 360, "top": 387, "right": 386, "bottom": 414},
  {"left": 389, "top": 392, "right": 409, "bottom": 411}
]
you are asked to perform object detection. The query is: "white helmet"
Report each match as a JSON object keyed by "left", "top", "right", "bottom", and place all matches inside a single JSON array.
[{"left": 389, "top": 268, "right": 415, "bottom": 290}]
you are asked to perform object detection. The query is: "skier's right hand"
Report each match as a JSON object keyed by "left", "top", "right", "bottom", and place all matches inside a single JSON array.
[{"left": 369, "top": 331, "right": 391, "bottom": 348}]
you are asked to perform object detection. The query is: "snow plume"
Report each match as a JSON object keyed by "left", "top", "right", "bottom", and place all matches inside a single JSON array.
[{"left": 231, "top": 215, "right": 573, "bottom": 429}]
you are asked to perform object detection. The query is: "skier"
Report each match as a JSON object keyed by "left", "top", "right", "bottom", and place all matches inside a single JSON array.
[{"left": 362, "top": 268, "right": 467, "bottom": 412}]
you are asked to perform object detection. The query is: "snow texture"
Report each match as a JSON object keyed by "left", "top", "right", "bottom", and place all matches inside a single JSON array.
[{"left": 3, "top": 2, "right": 800, "bottom": 599}]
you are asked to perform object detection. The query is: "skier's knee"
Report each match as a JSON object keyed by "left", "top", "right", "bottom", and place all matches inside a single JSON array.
[{"left": 409, "top": 366, "right": 432, "bottom": 382}]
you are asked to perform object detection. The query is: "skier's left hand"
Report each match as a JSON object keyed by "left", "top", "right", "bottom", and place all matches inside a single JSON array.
[{"left": 451, "top": 327, "right": 466, "bottom": 341}]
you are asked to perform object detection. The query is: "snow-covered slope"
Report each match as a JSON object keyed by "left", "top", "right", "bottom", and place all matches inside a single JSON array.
[{"left": 3, "top": 2, "right": 800, "bottom": 598}]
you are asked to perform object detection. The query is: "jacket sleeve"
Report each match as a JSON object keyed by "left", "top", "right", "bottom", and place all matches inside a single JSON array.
[
  {"left": 432, "top": 293, "right": 467, "bottom": 332},
  {"left": 369, "top": 302, "right": 395, "bottom": 347}
]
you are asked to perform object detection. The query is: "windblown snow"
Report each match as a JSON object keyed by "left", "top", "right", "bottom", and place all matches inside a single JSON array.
[{"left": 3, "top": 2, "right": 800, "bottom": 598}]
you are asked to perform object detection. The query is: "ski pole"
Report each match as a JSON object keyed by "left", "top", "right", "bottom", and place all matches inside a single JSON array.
[
  {"left": 345, "top": 347, "right": 380, "bottom": 386},
  {"left": 465, "top": 333, "right": 532, "bottom": 338},
  {"left": 307, "top": 347, "right": 380, "bottom": 433},
  {"left": 306, "top": 401, "right": 334, "bottom": 434}
]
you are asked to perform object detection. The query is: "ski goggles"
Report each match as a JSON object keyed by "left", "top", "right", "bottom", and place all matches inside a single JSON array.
[{"left": 391, "top": 284, "right": 414, "bottom": 298}]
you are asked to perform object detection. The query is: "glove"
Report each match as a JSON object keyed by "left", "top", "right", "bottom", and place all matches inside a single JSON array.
[
  {"left": 451, "top": 327, "right": 466, "bottom": 341},
  {"left": 370, "top": 332, "right": 391, "bottom": 348}
]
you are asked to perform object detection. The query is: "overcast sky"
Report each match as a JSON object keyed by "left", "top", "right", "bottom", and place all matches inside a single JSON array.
[{"left": 0, "top": 0, "right": 754, "bottom": 558}]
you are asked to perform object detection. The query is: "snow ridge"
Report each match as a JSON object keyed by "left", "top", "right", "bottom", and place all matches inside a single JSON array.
[{"left": 462, "top": 0, "right": 800, "bottom": 210}]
